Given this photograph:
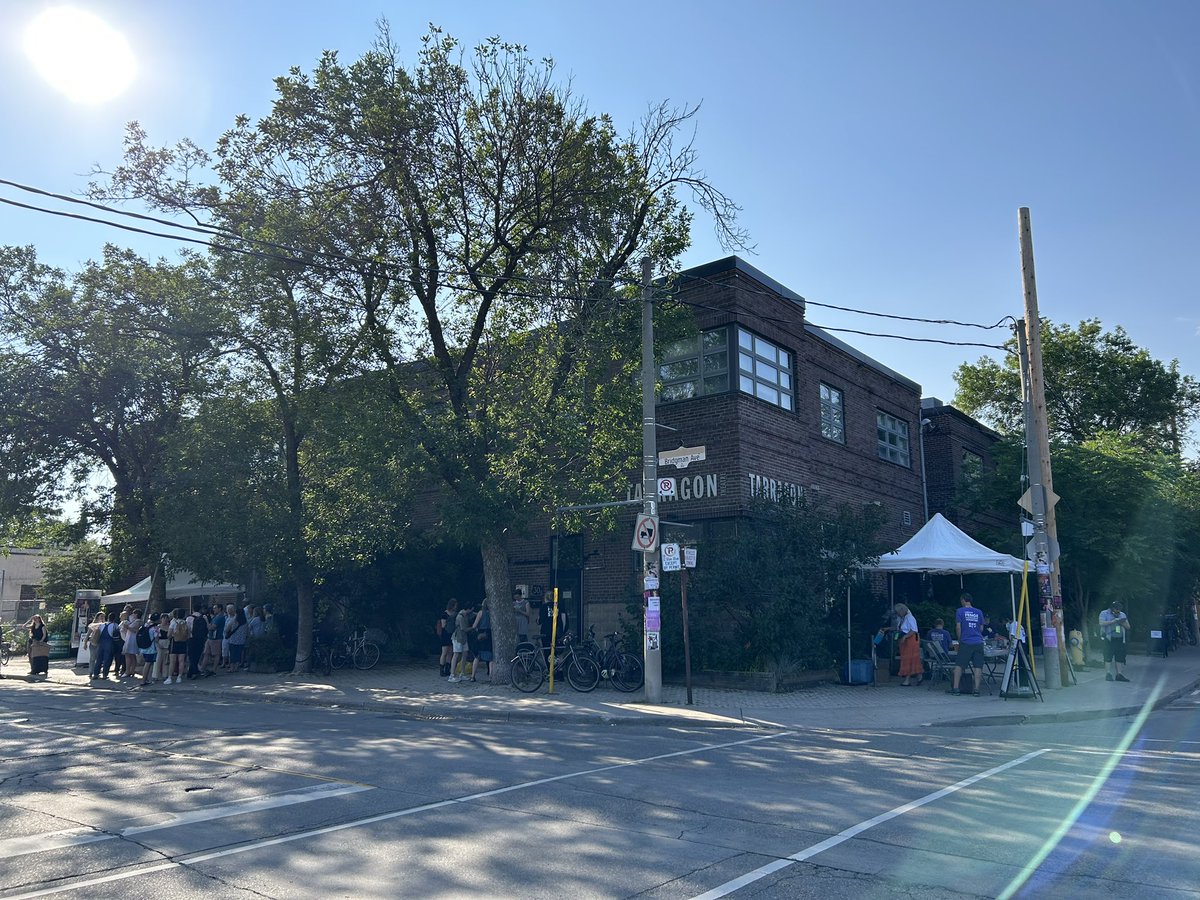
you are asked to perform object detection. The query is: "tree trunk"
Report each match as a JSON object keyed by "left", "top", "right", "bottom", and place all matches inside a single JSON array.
[
  {"left": 480, "top": 531, "right": 513, "bottom": 681},
  {"left": 293, "top": 572, "right": 315, "bottom": 674}
]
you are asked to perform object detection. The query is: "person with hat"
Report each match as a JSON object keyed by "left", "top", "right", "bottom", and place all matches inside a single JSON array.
[{"left": 1099, "top": 601, "right": 1131, "bottom": 682}]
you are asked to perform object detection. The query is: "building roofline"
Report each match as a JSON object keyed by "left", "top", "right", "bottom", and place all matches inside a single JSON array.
[
  {"left": 672, "top": 256, "right": 807, "bottom": 309},
  {"left": 920, "top": 400, "right": 1003, "bottom": 440},
  {"left": 805, "top": 323, "right": 922, "bottom": 393}
]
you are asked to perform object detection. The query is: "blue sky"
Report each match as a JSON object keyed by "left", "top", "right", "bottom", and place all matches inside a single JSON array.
[{"left": 1, "top": 1, "right": 1197, "bottom": 444}]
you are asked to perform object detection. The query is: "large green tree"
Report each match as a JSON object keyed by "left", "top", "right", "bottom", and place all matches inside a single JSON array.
[
  {"left": 92, "top": 25, "right": 744, "bottom": 672},
  {"left": 0, "top": 245, "right": 225, "bottom": 585},
  {"left": 955, "top": 319, "right": 1199, "bottom": 455}
]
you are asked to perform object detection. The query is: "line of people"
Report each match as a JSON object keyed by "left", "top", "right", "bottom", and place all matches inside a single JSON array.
[{"left": 86, "top": 602, "right": 270, "bottom": 686}]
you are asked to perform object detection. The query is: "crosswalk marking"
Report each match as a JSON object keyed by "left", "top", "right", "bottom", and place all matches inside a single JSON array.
[{"left": 0, "top": 783, "right": 372, "bottom": 858}]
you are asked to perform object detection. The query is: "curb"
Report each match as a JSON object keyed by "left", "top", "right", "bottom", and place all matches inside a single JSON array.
[{"left": 935, "top": 675, "right": 1200, "bottom": 728}]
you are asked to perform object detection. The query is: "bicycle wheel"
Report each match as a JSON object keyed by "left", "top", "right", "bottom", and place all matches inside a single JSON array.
[
  {"left": 330, "top": 644, "right": 350, "bottom": 670},
  {"left": 510, "top": 654, "right": 544, "bottom": 693},
  {"left": 1, "top": 646, "right": 10, "bottom": 666},
  {"left": 565, "top": 655, "right": 600, "bottom": 692},
  {"left": 610, "top": 652, "right": 644, "bottom": 692},
  {"left": 354, "top": 642, "right": 380, "bottom": 670}
]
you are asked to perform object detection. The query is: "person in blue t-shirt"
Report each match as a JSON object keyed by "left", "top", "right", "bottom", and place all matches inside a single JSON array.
[
  {"left": 952, "top": 593, "right": 985, "bottom": 695},
  {"left": 926, "top": 619, "right": 952, "bottom": 653}
]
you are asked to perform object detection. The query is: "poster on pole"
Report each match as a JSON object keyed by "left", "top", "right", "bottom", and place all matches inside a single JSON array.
[{"left": 683, "top": 547, "right": 697, "bottom": 568}]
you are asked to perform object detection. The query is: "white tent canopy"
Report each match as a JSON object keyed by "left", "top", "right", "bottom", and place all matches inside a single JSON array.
[
  {"left": 873, "top": 513, "right": 1026, "bottom": 574},
  {"left": 101, "top": 570, "right": 242, "bottom": 605}
]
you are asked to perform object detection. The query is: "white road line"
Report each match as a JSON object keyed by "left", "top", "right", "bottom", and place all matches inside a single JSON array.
[
  {"left": 688, "top": 747, "right": 1052, "bottom": 900},
  {"left": 3, "top": 731, "right": 788, "bottom": 899},
  {"left": 0, "top": 783, "right": 372, "bottom": 858}
]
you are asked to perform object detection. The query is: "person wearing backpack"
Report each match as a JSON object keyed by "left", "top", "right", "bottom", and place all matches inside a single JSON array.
[
  {"left": 138, "top": 617, "right": 159, "bottom": 685},
  {"left": 165, "top": 608, "right": 190, "bottom": 684}
]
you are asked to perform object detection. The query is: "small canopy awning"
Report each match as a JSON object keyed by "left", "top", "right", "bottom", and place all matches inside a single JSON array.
[
  {"left": 872, "top": 513, "right": 1026, "bottom": 574},
  {"left": 101, "top": 570, "right": 242, "bottom": 606}
]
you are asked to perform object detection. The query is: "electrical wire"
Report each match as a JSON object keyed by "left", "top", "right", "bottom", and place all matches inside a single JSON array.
[{"left": 1, "top": 175, "right": 1014, "bottom": 348}]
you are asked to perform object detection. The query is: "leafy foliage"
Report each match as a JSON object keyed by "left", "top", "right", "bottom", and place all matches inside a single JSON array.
[
  {"left": 955, "top": 319, "right": 1199, "bottom": 454},
  {"left": 655, "top": 497, "right": 885, "bottom": 675},
  {"left": 37, "top": 541, "right": 109, "bottom": 606}
]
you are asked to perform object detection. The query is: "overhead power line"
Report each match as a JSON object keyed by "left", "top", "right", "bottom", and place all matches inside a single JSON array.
[{"left": 1, "top": 175, "right": 1013, "bottom": 347}]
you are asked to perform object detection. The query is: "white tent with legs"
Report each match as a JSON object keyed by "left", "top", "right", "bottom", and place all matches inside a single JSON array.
[
  {"left": 100, "top": 570, "right": 242, "bottom": 609},
  {"left": 843, "top": 514, "right": 1027, "bottom": 682}
]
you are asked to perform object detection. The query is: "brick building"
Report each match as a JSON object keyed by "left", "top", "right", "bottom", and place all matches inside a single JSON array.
[
  {"left": 919, "top": 396, "right": 1014, "bottom": 537},
  {"left": 507, "top": 256, "right": 929, "bottom": 634}
]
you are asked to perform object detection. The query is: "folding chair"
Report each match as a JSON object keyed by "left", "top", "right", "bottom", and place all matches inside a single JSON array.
[{"left": 922, "top": 640, "right": 955, "bottom": 689}]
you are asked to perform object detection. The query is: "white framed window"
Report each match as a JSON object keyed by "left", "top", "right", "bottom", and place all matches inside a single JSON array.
[
  {"left": 876, "top": 410, "right": 910, "bottom": 466},
  {"left": 658, "top": 327, "right": 730, "bottom": 402},
  {"left": 819, "top": 383, "right": 845, "bottom": 442},
  {"left": 737, "top": 327, "right": 793, "bottom": 411}
]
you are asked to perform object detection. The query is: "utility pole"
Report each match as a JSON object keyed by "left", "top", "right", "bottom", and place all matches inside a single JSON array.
[
  {"left": 640, "top": 256, "right": 662, "bottom": 703},
  {"left": 1018, "top": 208, "right": 1065, "bottom": 689}
]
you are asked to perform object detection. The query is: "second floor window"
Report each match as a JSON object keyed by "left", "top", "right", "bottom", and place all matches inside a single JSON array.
[
  {"left": 876, "top": 410, "right": 910, "bottom": 466},
  {"left": 820, "top": 383, "right": 845, "bottom": 442},
  {"left": 737, "top": 327, "right": 793, "bottom": 410},
  {"left": 659, "top": 327, "right": 729, "bottom": 402}
]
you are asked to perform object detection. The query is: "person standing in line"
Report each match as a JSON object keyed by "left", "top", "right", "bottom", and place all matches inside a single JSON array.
[
  {"left": 95, "top": 612, "right": 120, "bottom": 680},
  {"left": 152, "top": 612, "right": 171, "bottom": 682},
  {"left": 27, "top": 615, "right": 50, "bottom": 677},
  {"left": 202, "top": 604, "right": 225, "bottom": 676},
  {"left": 165, "top": 608, "right": 190, "bottom": 684},
  {"left": 470, "top": 599, "right": 492, "bottom": 683},
  {"left": 121, "top": 609, "right": 143, "bottom": 679},
  {"left": 1099, "top": 600, "right": 1131, "bottom": 682},
  {"left": 87, "top": 613, "right": 108, "bottom": 679},
  {"left": 437, "top": 598, "right": 458, "bottom": 677},
  {"left": 187, "top": 608, "right": 208, "bottom": 679},
  {"left": 447, "top": 602, "right": 474, "bottom": 683},
  {"left": 951, "top": 592, "right": 985, "bottom": 696},
  {"left": 892, "top": 603, "right": 923, "bottom": 686},
  {"left": 221, "top": 604, "right": 237, "bottom": 670},
  {"left": 226, "top": 607, "right": 249, "bottom": 670},
  {"left": 113, "top": 609, "right": 130, "bottom": 677},
  {"left": 139, "top": 615, "right": 160, "bottom": 686}
]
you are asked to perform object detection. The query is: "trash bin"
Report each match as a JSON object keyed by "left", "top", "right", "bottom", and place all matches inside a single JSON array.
[{"left": 841, "top": 659, "right": 874, "bottom": 685}]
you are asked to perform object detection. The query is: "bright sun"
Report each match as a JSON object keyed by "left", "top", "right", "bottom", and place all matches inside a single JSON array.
[{"left": 24, "top": 6, "right": 136, "bottom": 104}]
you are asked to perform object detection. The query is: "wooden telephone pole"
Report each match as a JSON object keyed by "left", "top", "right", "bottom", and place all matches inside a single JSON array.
[{"left": 1018, "top": 208, "right": 1066, "bottom": 689}]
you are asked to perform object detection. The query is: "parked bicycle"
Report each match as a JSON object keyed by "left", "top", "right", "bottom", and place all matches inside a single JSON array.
[
  {"left": 580, "top": 625, "right": 644, "bottom": 692},
  {"left": 509, "top": 631, "right": 600, "bottom": 693},
  {"left": 330, "top": 628, "right": 381, "bottom": 671}
]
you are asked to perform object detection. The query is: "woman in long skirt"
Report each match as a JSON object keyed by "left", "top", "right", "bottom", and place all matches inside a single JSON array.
[{"left": 894, "top": 603, "right": 924, "bottom": 686}]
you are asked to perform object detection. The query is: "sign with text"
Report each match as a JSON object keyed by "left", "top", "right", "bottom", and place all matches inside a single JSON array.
[
  {"left": 658, "top": 477, "right": 677, "bottom": 498},
  {"left": 683, "top": 547, "right": 697, "bottom": 568},
  {"left": 661, "top": 543, "right": 681, "bottom": 572},
  {"left": 658, "top": 445, "right": 706, "bottom": 469}
]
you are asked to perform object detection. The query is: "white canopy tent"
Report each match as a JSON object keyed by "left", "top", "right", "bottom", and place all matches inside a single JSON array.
[
  {"left": 101, "top": 570, "right": 242, "bottom": 607},
  {"left": 874, "top": 513, "right": 1026, "bottom": 575},
  {"left": 844, "top": 514, "right": 1027, "bottom": 679}
]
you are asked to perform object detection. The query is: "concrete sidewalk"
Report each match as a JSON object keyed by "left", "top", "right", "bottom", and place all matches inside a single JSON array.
[{"left": 17, "top": 645, "right": 1200, "bottom": 731}]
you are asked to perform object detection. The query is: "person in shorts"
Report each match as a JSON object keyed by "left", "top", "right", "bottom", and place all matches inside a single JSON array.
[
  {"left": 952, "top": 592, "right": 985, "bottom": 696},
  {"left": 1099, "top": 600, "right": 1131, "bottom": 682}
]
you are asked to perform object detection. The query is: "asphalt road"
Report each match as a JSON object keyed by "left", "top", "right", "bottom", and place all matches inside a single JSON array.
[{"left": 1, "top": 681, "right": 1197, "bottom": 899}]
